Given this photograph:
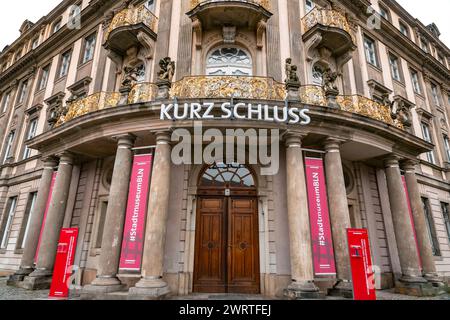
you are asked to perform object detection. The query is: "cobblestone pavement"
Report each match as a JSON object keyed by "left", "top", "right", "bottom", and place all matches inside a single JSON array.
[{"left": 1, "top": 277, "right": 449, "bottom": 300}]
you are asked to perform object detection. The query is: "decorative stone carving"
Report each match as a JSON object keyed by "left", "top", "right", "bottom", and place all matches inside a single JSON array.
[
  {"left": 192, "top": 18, "right": 203, "bottom": 49},
  {"left": 391, "top": 96, "right": 413, "bottom": 129},
  {"left": 157, "top": 57, "right": 175, "bottom": 83},
  {"left": 256, "top": 20, "right": 266, "bottom": 49},
  {"left": 223, "top": 25, "right": 236, "bottom": 44},
  {"left": 67, "top": 76, "right": 92, "bottom": 103},
  {"left": 323, "top": 68, "right": 340, "bottom": 108},
  {"left": 44, "top": 92, "right": 66, "bottom": 128},
  {"left": 285, "top": 58, "right": 300, "bottom": 100}
]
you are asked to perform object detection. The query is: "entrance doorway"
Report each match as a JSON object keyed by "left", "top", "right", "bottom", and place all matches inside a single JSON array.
[{"left": 193, "top": 164, "right": 260, "bottom": 294}]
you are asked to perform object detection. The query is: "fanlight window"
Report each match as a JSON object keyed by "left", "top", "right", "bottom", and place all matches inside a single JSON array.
[
  {"left": 200, "top": 163, "right": 255, "bottom": 188},
  {"left": 206, "top": 47, "right": 253, "bottom": 76}
]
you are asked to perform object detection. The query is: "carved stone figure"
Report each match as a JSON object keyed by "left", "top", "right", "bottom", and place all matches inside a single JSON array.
[
  {"left": 121, "top": 66, "right": 139, "bottom": 89},
  {"left": 382, "top": 92, "right": 394, "bottom": 109},
  {"left": 390, "top": 99, "right": 412, "bottom": 128},
  {"left": 322, "top": 68, "right": 340, "bottom": 93},
  {"left": 158, "top": 57, "right": 176, "bottom": 83}
]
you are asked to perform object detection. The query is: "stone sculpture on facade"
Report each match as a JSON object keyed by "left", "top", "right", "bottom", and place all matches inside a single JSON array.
[
  {"left": 323, "top": 68, "right": 340, "bottom": 108},
  {"left": 157, "top": 57, "right": 176, "bottom": 99},
  {"left": 285, "top": 58, "right": 301, "bottom": 100},
  {"left": 390, "top": 98, "right": 412, "bottom": 129}
]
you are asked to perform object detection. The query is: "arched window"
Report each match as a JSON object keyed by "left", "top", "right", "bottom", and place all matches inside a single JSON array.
[
  {"left": 135, "top": 63, "right": 146, "bottom": 83},
  {"left": 200, "top": 163, "right": 255, "bottom": 188},
  {"left": 312, "top": 64, "right": 324, "bottom": 85},
  {"left": 206, "top": 47, "right": 253, "bottom": 76}
]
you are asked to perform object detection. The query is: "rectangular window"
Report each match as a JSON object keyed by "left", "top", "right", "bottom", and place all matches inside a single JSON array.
[
  {"left": 379, "top": 5, "right": 390, "bottom": 21},
  {"left": 410, "top": 70, "right": 421, "bottom": 94},
  {"left": 421, "top": 122, "right": 436, "bottom": 164},
  {"left": 421, "top": 198, "right": 441, "bottom": 256},
  {"left": 82, "top": 34, "right": 96, "bottom": 64},
  {"left": 17, "top": 192, "right": 37, "bottom": 250},
  {"left": 3, "top": 131, "right": 15, "bottom": 164},
  {"left": 399, "top": 22, "right": 409, "bottom": 37},
  {"left": 389, "top": 54, "right": 401, "bottom": 81},
  {"left": 0, "top": 197, "right": 18, "bottom": 249},
  {"left": 32, "top": 38, "right": 39, "bottom": 50},
  {"left": 18, "top": 80, "right": 28, "bottom": 104},
  {"left": 59, "top": 51, "right": 72, "bottom": 78},
  {"left": 1, "top": 92, "right": 11, "bottom": 113},
  {"left": 53, "top": 20, "right": 62, "bottom": 34},
  {"left": 23, "top": 118, "right": 38, "bottom": 160},
  {"left": 444, "top": 135, "right": 450, "bottom": 162},
  {"left": 431, "top": 84, "right": 440, "bottom": 106},
  {"left": 421, "top": 38, "right": 429, "bottom": 53},
  {"left": 364, "top": 36, "right": 378, "bottom": 67},
  {"left": 38, "top": 65, "right": 50, "bottom": 91},
  {"left": 442, "top": 202, "right": 450, "bottom": 245}
]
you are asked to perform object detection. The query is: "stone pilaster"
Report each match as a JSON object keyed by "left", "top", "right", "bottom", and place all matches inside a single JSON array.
[
  {"left": 283, "top": 132, "right": 319, "bottom": 299},
  {"left": 402, "top": 160, "right": 443, "bottom": 286},
  {"left": 129, "top": 132, "right": 172, "bottom": 299},
  {"left": 323, "top": 138, "right": 353, "bottom": 298},
  {"left": 22, "top": 152, "right": 74, "bottom": 290},
  {"left": 7, "top": 157, "right": 58, "bottom": 286},
  {"left": 83, "top": 134, "right": 136, "bottom": 295},
  {"left": 384, "top": 156, "right": 433, "bottom": 296}
]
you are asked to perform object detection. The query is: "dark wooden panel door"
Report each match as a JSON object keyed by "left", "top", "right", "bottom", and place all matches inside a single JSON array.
[
  {"left": 227, "top": 197, "right": 260, "bottom": 294},
  {"left": 193, "top": 196, "right": 260, "bottom": 294},
  {"left": 193, "top": 197, "right": 227, "bottom": 293}
]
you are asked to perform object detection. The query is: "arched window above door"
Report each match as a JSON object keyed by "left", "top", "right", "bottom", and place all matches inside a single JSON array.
[
  {"left": 206, "top": 47, "right": 253, "bottom": 76},
  {"left": 200, "top": 163, "right": 255, "bottom": 188},
  {"left": 312, "top": 64, "right": 324, "bottom": 85}
]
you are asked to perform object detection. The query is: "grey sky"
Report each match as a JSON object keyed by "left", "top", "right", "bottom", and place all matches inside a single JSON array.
[{"left": 0, "top": 0, "right": 449, "bottom": 51}]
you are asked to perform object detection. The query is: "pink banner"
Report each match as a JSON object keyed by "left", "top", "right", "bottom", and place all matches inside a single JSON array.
[
  {"left": 401, "top": 175, "right": 422, "bottom": 270},
  {"left": 305, "top": 157, "right": 337, "bottom": 276},
  {"left": 119, "top": 154, "right": 153, "bottom": 271},
  {"left": 35, "top": 171, "right": 57, "bottom": 263}
]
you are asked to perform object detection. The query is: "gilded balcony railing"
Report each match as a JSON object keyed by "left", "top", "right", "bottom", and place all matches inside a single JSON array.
[
  {"left": 105, "top": 4, "right": 158, "bottom": 39},
  {"left": 190, "top": 0, "right": 271, "bottom": 11},
  {"left": 55, "top": 92, "right": 121, "bottom": 127},
  {"left": 301, "top": 7, "right": 355, "bottom": 42},
  {"left": 170, "top": 76, "right": 286, "bottom": 100},
  {"left": 128, "top": 82, "right": 158, "bottom": 104},
  {"left": 299, "top": 85, "right": 327, "bottom": 106}
]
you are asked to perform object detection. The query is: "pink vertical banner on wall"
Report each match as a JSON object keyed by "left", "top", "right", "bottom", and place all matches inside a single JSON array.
[
  {"left": 305, "top": 157, "right": 337, "bottom": 276},
  {"left": 34, "top": 171, "right": 57, "bottom": 263},
  {"left": 401, "top": 175, "right": 423, "bottom": 270},
  {"left": 119, "top": 154, "right": 154, "bottom": 271}
]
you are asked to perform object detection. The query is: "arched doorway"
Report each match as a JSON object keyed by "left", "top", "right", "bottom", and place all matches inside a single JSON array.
[{"left": 193, "top": 163, "right": 260, "bottom": 294}]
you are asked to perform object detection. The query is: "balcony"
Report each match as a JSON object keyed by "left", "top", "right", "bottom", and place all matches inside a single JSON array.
[
  {"left": 104, "top": 3, "right": 158, "bottom": 55},
  {"left": 187, "top": 0, "right": 272, "bottom": 30},
  {"left": 298, "top": 85, "right": 403, "bottom": 129},
  {"left": 55, "top": 83, "right": 157, "bottom": 127},
  {"left": 170, "top": 76, "right": 286, "bottom": 100},
  {"left": 301, "top": 8, "right": 356, "bottom": 59}
]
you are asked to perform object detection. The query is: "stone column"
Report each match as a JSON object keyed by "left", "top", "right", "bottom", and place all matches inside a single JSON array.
[
  {"left": 7, "top": 157, "right": 58, "bottom": 286},
  {"left": 384, "top": 156, "right": 430, "bottom": 295},
  {"left": 129, "top": 132, "right": 172, "bottom": 299},
  {"left": 83, "top": 134, "right": 135, "bottom": 294},
  {"left": 402, "top": 160, "right": 442, "bottom": 285},
  {"left": 323, "top": 138, "right": 353, "bottom": 297},
  {"left": 283, "top": 132, "right": 319, "bottom": 299},
  {"left": 22, "top": 152, "right": 74, "bottom": 290}
]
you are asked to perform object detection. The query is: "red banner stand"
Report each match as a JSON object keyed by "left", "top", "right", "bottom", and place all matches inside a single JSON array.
[
  {"left": 347, "top": 229, "right": 377, "bottom": 300},
  {"left": 49, "top": 228, "right": 79, "bottom": 299}
]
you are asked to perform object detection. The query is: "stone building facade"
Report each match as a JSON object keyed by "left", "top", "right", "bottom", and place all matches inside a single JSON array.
[{"left": 0, "top": 0, "right": 449, "bottom": 299}]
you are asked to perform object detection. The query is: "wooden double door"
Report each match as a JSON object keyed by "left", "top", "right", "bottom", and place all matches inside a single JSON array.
[{"left": 193, "top": 196, "right": 260, "bottom": 294}]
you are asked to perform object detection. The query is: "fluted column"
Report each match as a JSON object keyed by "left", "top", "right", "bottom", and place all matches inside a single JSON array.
[
  {"left": 23, "top": 152, "right": 74, "bottom": 289},
  {"left": 384, "top": 156, "right": 427, "bottom": 285},
  {"left": 7, "top": 157, "right": 58, "bottom": 285},
  {"left": 323, "top": 138, "right": 353, "bottom": 296},
  {"left": 84, "top": 134, "right": 136, "bottom": 293},
  {"left": 283, "top": 132, "right": 319, "bottom": 299},
  {"left": 129, "top": 132, "right": 172, "bottom": 299},
  {"left": 402, "top": 160, "right": 442, "bottom": 284}
]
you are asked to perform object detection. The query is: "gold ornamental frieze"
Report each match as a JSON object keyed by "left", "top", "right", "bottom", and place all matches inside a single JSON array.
[
  {"left": 105, "top": 3, "right": 158, "bottom": 40},
  {"left": 190, "top": 0, "right": 271, "bottom": 11},
  {"left": 170, "top": 76, "right": 286, "bottom": 100}
]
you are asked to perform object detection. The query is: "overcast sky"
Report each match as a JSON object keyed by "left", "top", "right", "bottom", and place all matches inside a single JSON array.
[{"left": 0, "top": 0, "right": 449, "bottom": 51}]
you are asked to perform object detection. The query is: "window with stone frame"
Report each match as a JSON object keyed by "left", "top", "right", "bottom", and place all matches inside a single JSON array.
[
  {"left": 421, "top": 197, "right": 441, "bottom": 256},
  {"left": 441, "top": 202, "right": 450, "bottom": 245},
  {"left": 38, "top": 64, "right": 51, "bottom": 91},
  {"left": 52, "top": 18, "right": 62, "bottom": 34},
  {"left": 22, "top": 116, "right": 38, "bottom": 160},
  {"left": 0, "top": 197, "right": 18, "bottom": 250},
  {"left": 58, "top": 50, "right": 72, "bottom": 78},
  {"left": 410, "top": 69, "right": 422, "bottom": 95},
  {"left": 430, "top": 83, "right": 441, "bottom": 106},
  {"left": 421, "top": 121, "right": 436, "bottom": 164},
  {"left": 379, "top": 4, "right": 391, "bottom": 22},
  {"left": 1, "top": 91, "right": 11, "bottom": 113},
  {"left": 444, "top": 134, "right": 450, "bottom": 162},
  {"left": 399, "top": 21, "right": 409, "bottom": 38},
  {"left": 15, "top": 192, "right": 37, "bottom": 252},
  {"left": 206, "top": 47, "right": 252, "bottom": 76},
  {"left": 364, "top": 35, "right": 379, "bottom": 67},
  {"left": 388, "top": 53, "right": 402, "bottom": 82},
  {"left": 17, "top": 80, "right": 29, "bottom": 105},
  {"left": 81, "top": 33, "right": 97, "bottom": 64},
  {"left": 2, "top": 130, "right": 16, "bottom": 164}
]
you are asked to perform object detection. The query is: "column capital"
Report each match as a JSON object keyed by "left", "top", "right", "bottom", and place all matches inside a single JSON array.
[
  {"left": 113, "top": 133, "right": 136, "bottom": 148},
  {"left": 284, "top": 131, "right": 306, "bottom": 148},
  {"left": 384, "top": 155, "right": 403, "bottom": 168},
  {"left": 154, "top": 131, "right": 172, "bottom": 145},
  {"left": 41, "top": 156, "right": 58, "bottom": 168},
  {"left": 401, "top": 159, "right": 420, "bottom": 172},
  {"left": 323, "top": 137, "right": 346, "bottom": 152},
  {"left": 56, "top": 152, "right": 75, "bottom": 165}
]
